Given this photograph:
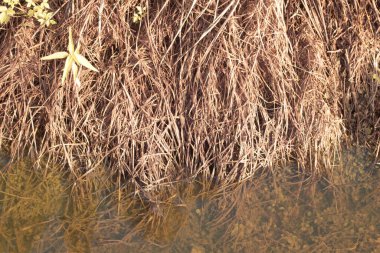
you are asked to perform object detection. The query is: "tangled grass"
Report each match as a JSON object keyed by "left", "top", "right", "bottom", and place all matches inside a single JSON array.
[{"left": 0, "top": 0, "right": 379, "bottom": 188}]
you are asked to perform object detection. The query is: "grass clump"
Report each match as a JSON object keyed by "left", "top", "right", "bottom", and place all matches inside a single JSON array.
[{"left": 0, "top": 0, "right": 379, "bottom": 188}]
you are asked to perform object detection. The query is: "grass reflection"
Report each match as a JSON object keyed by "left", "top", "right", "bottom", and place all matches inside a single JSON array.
[
  {"left": 0, "top": 148, "right": 379, "bottom": 252},
  {"left": 0, "top": 159, "right": 64, "bottom": 253}
]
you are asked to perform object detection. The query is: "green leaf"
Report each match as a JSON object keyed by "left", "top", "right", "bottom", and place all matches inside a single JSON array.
[
  {"left": 41, "top": 52, "right": 69, "bottom": 60},
  {"left": 0, "top": 12, "right": 10, "bottom": 24},
  {"left": 27, "top": 9, "right": 34, "bottom": 17},
  {"left": 373, "top": 73, "right": 380, "bottom": 84},
  {"left": 62, "top": 56, "right": 73, "bottom": 83},
  {"left": 68, "top": 27, "right": 75, "bottom": 54},
  {"left": 74, "top": 53, "right": 98, "bottom": 72},
  {"left": 71, "top": 62, "right": 78, "bottom": 81},
  {"left": 7, "top": 9, "right": 15, "bottom": 15},
  {"left": 132, "top": 14, "right": 139, "bottom": 23}
]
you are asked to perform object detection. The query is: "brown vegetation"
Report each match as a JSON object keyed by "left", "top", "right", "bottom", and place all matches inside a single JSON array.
[{"left": 0, "top": 0, "right": 379, "bottom": 187}]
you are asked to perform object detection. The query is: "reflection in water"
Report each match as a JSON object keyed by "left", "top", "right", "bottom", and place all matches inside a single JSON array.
[
  {"left": 0, "top": 148, "right": 379, "bottom": 252},
  {"left": 0, "top": 159, "right": 64, "bottom": 253}
]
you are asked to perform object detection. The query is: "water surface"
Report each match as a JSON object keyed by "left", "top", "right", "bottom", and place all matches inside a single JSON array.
[{"left": 0, "top": 148, "right": 379, "bottom": 252}]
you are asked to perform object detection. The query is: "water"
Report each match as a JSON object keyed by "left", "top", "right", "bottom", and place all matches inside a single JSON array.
[{"left": 0, "top": 148, "right": 379, "bottom": 253}]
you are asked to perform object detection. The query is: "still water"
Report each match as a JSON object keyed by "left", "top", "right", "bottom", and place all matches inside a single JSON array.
[{"left": 0, "top": 147, "right": 379, "bottom": 253}]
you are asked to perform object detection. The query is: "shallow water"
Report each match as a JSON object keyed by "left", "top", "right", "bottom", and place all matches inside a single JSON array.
[{"left": 0, "top": 148, "right": 379, "bottom": 253}]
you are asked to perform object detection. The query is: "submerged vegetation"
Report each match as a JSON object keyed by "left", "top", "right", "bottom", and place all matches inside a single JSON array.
[{"left": 0, "top": 0, "right": 379, "bottom": 188}]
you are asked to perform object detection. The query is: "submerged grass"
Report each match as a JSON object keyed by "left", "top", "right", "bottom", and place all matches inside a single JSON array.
[{"left": 0, "top": 0, "right": 379, "bottom": 188}]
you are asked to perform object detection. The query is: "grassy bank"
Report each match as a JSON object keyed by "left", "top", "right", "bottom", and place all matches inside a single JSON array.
[{"left": 0, "top": 0, "right": 379, "bottom": 187}]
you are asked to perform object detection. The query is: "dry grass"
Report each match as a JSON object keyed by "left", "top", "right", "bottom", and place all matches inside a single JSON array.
[{"left": 0, "top": 0, "right": 379, "bottom": 187}]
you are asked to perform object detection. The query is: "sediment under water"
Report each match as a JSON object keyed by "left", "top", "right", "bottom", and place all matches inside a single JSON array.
[{"left": 0, "top": 147, "right": 379, "bottom": 253}]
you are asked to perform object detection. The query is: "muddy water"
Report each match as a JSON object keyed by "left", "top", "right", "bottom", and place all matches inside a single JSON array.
[{"left": 0, "top": 147, "right": 379, "bottom": 253}]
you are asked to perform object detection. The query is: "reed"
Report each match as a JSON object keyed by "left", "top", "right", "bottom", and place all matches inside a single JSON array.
[{"left": 0, "top": 0, "right": 379, "bottom": 187}]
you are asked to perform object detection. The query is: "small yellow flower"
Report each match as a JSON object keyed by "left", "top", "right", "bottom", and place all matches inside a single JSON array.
[{"left": 41, "top": 27, "right": 99, "bottom": 84}]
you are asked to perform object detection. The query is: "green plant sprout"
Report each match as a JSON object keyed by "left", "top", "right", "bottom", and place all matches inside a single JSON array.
[
  {"left": 41, "top": 27, "right": 99, "bottom": 85},
  {"left": 0, "top": 0, "right": 56, "bottom": 26},
  {"left": 132, "top": 5, "right": 146, "bottom": 23},
  {"left": 3, "top": 0, "right": 18, "bottom": 8},
  {"left": 0, "top": 4, "right": 15, "bottom": 24},
  {"left": 26, "top": 0, "right": 56, "bottom": 27}
]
